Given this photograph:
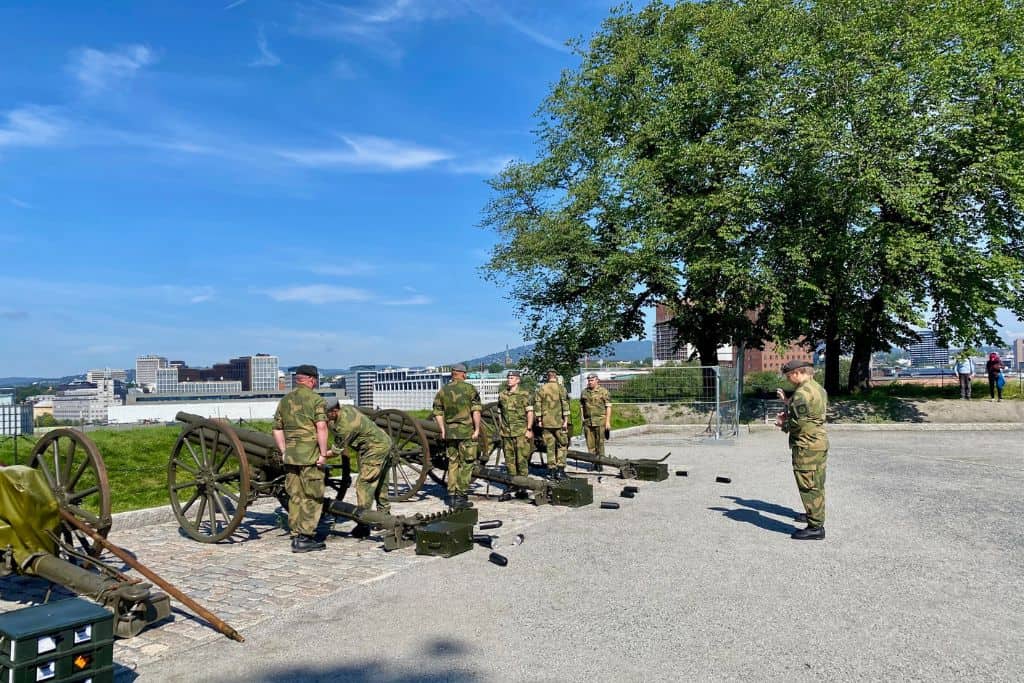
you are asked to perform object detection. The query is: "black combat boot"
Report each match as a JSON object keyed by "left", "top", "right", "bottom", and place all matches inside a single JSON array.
[
  {"left": 514, "top": 489, "right": 530, "bottom": 500},
  {"left": 292, "top": 534, "right": 326, "bottom": 553},
  {"left": 351, "top": 523, "right": 372, "bottom": 539},
  {"left": 790, "top": 525, "right": 825, "bottom": 540}
]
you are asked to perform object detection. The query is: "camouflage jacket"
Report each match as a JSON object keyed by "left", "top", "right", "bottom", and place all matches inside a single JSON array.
[
  {"left": 498, "top": 387, "right": 534, "bottom": 437},
  {"left": 432, "top": 379, "right": 482, "bottom": 439},
  {"left": 329, "top": 405, "right": 391, "bottom": 456},
  {"left": 534, "top": 380, "right": 570, "bottom": 428},
  {"left": 784, "top": 378, "right": 829, "bottom": 451},
  {"left": 273, "top": 385, "right": 327, "bottom": 465},
  {"left": 580, "top": 386, "right": 612, "bottom": 426}
]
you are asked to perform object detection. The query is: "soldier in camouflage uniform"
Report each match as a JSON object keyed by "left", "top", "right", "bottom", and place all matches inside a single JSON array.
[
  {"left": 272, "top": 364, "right": 329, "bottom": 553},
  {"left": 498, "top": 370, "right": 534, "bottom": 499},
  {"left": 775, "top": 359, "right": 829, "bottom": 540},
  {"left": 325, "top": 399, "right": 392, "bottom": 515},
  {"left": 534, "top": 368, "right": 571, "bottom": 480},
  {"left": 580, "top": 373, "right": 612, "bottom": 472},
  {"left": 432, "top": 363, "right": 482, "bottom": 510}
]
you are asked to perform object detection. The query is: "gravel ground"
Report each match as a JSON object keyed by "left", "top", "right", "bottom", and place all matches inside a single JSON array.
[{"left": 134, "top": 427, "right": 1024, "bottom": 683}]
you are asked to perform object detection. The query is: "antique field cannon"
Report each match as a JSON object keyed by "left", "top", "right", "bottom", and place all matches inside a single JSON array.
[
  {"left": 364, "top": 409, "right": 594, "bottom": 507},
  {"left": 0, "top": 430, "right": 171, "bottom": 638},
  {"left": 170, "top": 412, "right": 481, "bottom": 551},
  {"left": 479, "top": 403, "right": 670, "bottom": 481}
]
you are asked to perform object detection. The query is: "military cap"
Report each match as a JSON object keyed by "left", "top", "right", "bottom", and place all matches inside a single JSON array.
[
  {"left": 325, "top": 397, "right": 340, "bottom": 411},
  {"left": 546, "top": 368, "right": 558, "bottom": 375},
  {"left": 293, "top": 364, "right": 318, "bottom": 378},
  {"left": 781, "top": 360, "right": 813, "bottom": 374},
  {"left": 586, "top": 373, "right": 599, "bottom": 379},
  {"left": 507, "top": 370, "right": 521, "bottom": 378},
  {"left": 451, "top": 363, "right": 468, "bottom": 372}
]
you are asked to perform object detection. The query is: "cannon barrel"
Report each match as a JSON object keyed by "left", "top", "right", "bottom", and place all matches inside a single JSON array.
[
  {"left": 564, "top": 448, "right": 670, "bottom": 482},
  {"left": 26, "top": 554, "right": 172, "bottom": 639}
]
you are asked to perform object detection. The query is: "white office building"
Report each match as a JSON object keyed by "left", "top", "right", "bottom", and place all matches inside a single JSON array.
[
  {"left": 86, "top": 368, "right": 128, "bottom": 384},
  {"left": 136, "top": 355, "right": 168, "bottom": 389},
  {"left": 373, "top": 368, "right": 449, "bottom": 410},
  {"left": 53, "top": 379, "right": 121, "bottom": 423},
  {"left": 466, "top": 374, "right": 505, "bottom": 405},
  {"left": 250, "top": 354, "right": 279, "bottom": 391}
]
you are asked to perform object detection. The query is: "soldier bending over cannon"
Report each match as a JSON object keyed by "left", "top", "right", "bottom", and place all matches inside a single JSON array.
[{"left": 326, "top": 398, "right": 392, "bottom": 516}]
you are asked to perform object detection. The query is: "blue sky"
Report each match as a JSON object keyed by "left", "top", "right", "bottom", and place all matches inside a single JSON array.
[
  {"left": 0, "top": 0, "right": 623, "bottom": 376},
  {"left": 2, "top": 1, "right": 1021, "bottom": 378}
]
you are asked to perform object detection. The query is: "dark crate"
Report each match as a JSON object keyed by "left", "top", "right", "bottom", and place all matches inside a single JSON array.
[
  {"left": 550, "top": 478, "right": 593, "bottom": 507},
  {"left": 634, "top": 462, "right": 669, "bottom": 481},
  {"left": 1, "top": 642, "right": 113, "bottom": 683},
  {"left": 415, "top": 521, "right": 473, "bottom": 557},
  {"left": 0, "top": 598, "right": 113, "bottom": 667}
]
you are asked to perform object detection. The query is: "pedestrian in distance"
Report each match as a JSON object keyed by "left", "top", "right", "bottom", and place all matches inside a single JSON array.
[
  {"left": 774, "top": 360, "right": 829, "bottom": 540},
  {"left": 325, "top": 398, "right": 393, "bottom": 516},
  {"left": 534, "top": 368, "right": 571, "bottom": 480},
  {"left": 432, "top": 363, "right": 482, "bottom": 510},
  {"left": 497, "top": 370, "right": 534, "bottom": 499},
  {"left": 985, "top": 352, "right": 1005, "bottom": 402},
  {"left": 952, "top": 352, "right": 976, "bottom": 400},
  {"left": 580, "top": 373, "right": 612, "bottom": 472},
  {"left": 272, "top": 364, "right": 329, "bottom": 553}
]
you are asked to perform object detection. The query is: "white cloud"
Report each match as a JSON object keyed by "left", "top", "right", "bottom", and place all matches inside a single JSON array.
[
  {"left": 473, "top": 5, "right": 571, "bottom": 54},
  {"left": 277, "top": 134, "right": 452, "bottom": 170},
  {"left": 8, "top": 197, "right": 32, "bottom": 209},
  {"left": 0, "top": 107, "right": 65, "bottom": 148},
  {"left": 381, "top": 294, "right": 432, "bottom": 306},
  {"left": 69, "top": 45, "right": 156, "bottom": 93},
  {"left": 263, "top": 285, "right": 374, "bottom": 304},
  {"left": 447, "top": 155, "right": 514, "bottom": 176},
  {"left": 311, "top": 263, "right": 378, "bottom": 277},
  {"left": 225, "top": 0, "right": 249, "bottom": 9},
  {"left": 250, "top": 27, "right": 281, "bottom": 67}
]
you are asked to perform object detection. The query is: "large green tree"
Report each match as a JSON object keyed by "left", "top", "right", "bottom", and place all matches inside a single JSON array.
[
  {"left": 483, "top": 0, "right": 1024, "bottom": 393},
  {"left": 482, "top": 0, "right": 792, "bottom": 380}
]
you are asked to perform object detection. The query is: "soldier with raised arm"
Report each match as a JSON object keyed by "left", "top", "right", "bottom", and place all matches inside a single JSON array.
[
  {"left": 498, "top": 370, "right": 534, "bottom": 498},
  {"left": 534, "top": 368, "right": 571, "bottom": 480},
  {"left": 272, "top": 364, "right": 329, "bottom": 553},
  {"left": 432, "top": 363, "right": 482, "bottom": 510}
]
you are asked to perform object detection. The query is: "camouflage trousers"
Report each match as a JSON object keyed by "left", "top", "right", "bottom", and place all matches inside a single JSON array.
[
  {"left": 284, "top": 464, "right": 325, "bottom": 537},
  {"left": 540, "top": 427, "right": 568, "bottom": 468},
  {"left": 356, "top": 446, "right": 391, "bottom": 514},
  {"left": 445, "top": 438, "right": 478, "bottom": 494},
  {"left": 501, "top": 434, "right": 533, "bottom": 477},
  {"left": 792, "top": 447, "right": 827, "bottom": 528},
  {"left": 584, "top": 424, "right": 606, "bottom": 458}
]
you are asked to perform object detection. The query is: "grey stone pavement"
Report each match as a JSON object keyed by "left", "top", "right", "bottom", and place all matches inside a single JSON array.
[{"left": 3, "top": 425, "right": 1023, "bottom": 681}]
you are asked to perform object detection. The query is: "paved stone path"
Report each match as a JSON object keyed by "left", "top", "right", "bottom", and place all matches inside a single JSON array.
[{"left": 0, "top": 434, "right": 659, "bottom": 680}]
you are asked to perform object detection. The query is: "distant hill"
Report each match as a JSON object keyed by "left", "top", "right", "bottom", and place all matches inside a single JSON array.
[{"left": 462, "top": 339, "right": 652, "bottom": 368}]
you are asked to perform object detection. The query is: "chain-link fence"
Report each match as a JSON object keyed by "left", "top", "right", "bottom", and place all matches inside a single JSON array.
[{"left": 576, "top": 365, "right": 739, "bottom": 440}]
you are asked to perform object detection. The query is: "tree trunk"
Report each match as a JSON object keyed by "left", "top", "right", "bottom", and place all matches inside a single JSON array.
[
  {"left": 848, "top": 292, "right": 884, "bottom": 392},
  {"left": 822, "top": 309, "right": 841, "bottom": 395},
  {"left": 695, "top": 338, "right": 720, "bottom": 403}
]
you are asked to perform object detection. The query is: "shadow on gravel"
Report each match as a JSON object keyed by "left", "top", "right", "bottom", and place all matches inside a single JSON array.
[
  {"left": 709, "top": 498, "right": 799, "bottom": 535},
  {"left": 253, "top": 637, "right": 479, "bottom": 682},
  {"left": 721, "top": 496, "right": 802, "bottom": 520}
]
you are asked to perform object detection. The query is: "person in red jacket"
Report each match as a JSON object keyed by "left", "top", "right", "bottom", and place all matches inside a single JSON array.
[{"left": 985, "top": 352, "right": 1005, "bottom": 402}]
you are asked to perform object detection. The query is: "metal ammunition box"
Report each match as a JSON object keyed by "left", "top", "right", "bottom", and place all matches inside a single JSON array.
[
  {"left": 549, "top": 478, "right": 593, "bottom": 507},
  {"left": 634, "top": 462, "right": 669, "bottom": 481},
  {"left": 415, "top": 521, "right": 473, "bottom": 557},
  {"left": 0, "top": 598, "right": 114, "bottom": 683}
]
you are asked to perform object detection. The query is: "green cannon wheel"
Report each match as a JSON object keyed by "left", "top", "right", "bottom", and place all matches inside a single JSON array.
[
  {"left": 375, "top": 409, "right": 431, "bottom": 502},
  {"left": 168, "top": 418, "right": 251, "bottom": 543},
  {"left": 30, "top": 428, "right": 112, "bottom": 557}
]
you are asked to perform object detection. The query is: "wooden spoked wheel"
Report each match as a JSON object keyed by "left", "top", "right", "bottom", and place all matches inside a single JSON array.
[
  {"left": 29, "top": 429, "right": 112, "bottom": 557},
  {"left": 479, "top": 403, "right": 504, "bottom": 467},
  {"left": 375, "top": 409, "right": 431, "bottom": 502},
  {"left": 168, "top": 418, "right": 251, "bottom": 543}
]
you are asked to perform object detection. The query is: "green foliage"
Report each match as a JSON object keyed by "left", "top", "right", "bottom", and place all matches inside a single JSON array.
[
  {"left": 610, "top": 367, "right": 707, "bottom": 403},
  {"left": 34, "top": 413, "right": 57, "bottom": 427},
  {"left": 482, "top": 0, "right": 1024, "bottom": 394},
  {"left": 16, "top": 385, "right": 55, "bottom": 402},
  {"left": 486, "top": 363, "right": 505, "bottom": 373}
]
